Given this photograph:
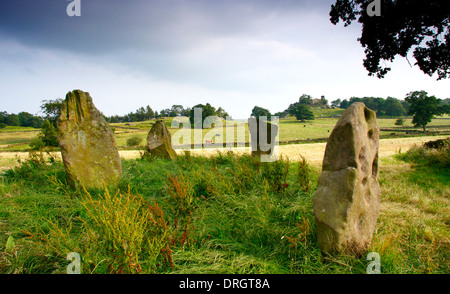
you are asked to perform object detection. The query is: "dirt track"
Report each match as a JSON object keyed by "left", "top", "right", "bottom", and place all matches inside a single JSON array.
[{"left": 0, "top": 136, "right": 447, "bottom": 171}]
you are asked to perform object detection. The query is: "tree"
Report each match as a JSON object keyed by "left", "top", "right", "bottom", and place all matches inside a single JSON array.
[
  {"left": 0, "top": 111, "right": 8, "bottom": 125},
  {"left": 340, "top": 99, "right": 350, "bottom": 109},
  {"left": 299, "top": 94, "right": 313, "bottom": 105},
  {"left": 5, "top": 114, "right": 20, "bottom": 126},
  {"left": 146, "top": 105, "right": 155, "bottom": 119},
  {"left": 189, "top": 103, "right": 217, "bottom": 128},
  {"left": 330, "top": 0, "right": 450, "bottom": 80},
  {"left": 40, "top": 99, "right": 64, "bottom": 126},
  {"left": 135, "top": 107, "right": 146, "bottom": 121},
  {"left": 159, "top": 108, "right": 171, "bottom": 118},
  {"left": 293, "top": 104, "right": 315, "bottom": 121},
  {"left": 383, "top": 97, "right": 406, "bottom": 117},
  {"left": 18, "top": 112, "right": 43, "bottom": 128},
  {"left": 169, "top": 105, "right": 184, "bottom": 117},
  {"left": 405, "top": 90, "right": 440, "bottom": 132},
  {"left": 331, "top": 99, "right": 342, "bottom": 108},
  {"left": 250, "top": 106, "right": 271, "bottom": 119},
  {"left": 216, "top": 107, "right": 230, "bottom": 119}
]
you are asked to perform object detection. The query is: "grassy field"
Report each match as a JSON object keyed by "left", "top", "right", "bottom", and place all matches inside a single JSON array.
[
  {"left": 0, "top": 139, "right": 448, "bottom": 274},
  {"left": 0, "top": 109, "right": 448, "bottom": 274},
  {"left": 1, "top": 110, "right": 449, "bottom": 152}
]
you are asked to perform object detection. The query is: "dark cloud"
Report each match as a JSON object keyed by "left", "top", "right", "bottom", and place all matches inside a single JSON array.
[{"left": 0, "top": 0, "right": 333, "bottom": 55}]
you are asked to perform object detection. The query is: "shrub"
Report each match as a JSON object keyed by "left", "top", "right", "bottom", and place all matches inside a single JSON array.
[
  {"left": 82, "top": 189, "right": 172, "bottom": 273},
  {"left": 166, "top": 172, "right": 195, "bottom": 246},
  {"left": 260, "top": 156, "right": 290, "bottom": 192},
  {"left": 397, "top": 142, "right": 450, "bottom": 166},
  {"left": 40, "top": 120, "right": 59, "bottom": 147},
  {"left": 33, "top": 188, "right": 172, "bottom": 274},
  {"left": 5, "top": 150, "right": 53, "bottom": 180},
  {"left": 29, "top": 136, "right": 46, "bottom": 150},
  {"left": 166, "top": 173, "right": 194, "bottom": 219},
  {"left": 395, "top": 118, "right": 405, "bottom": 126},
  {"left": 297, "top": 156, "right": 311, "bottom": 192},
  {"left": 423, "top": 138, "right": 449, "bottom": 149},
  {"left": 29, "top": 120, "right": 59, "bottom": 149},
  {"left": 126, "top": 135, "right": 143, "bottom": 147}
]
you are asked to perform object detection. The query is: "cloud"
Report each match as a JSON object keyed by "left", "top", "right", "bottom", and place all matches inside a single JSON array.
[{"left": 0, "top": 0, "right": 448, "bottom": 119}]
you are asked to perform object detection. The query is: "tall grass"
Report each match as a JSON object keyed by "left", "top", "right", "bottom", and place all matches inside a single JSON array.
[
  {"left": 396, "top": 138, "right": 450, "bottom": 166},
  {"left": 1, "top": 148, "right": 449, "bottom": 274}
]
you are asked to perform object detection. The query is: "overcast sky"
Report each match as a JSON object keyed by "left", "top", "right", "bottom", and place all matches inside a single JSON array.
[{"left": 0, "top": 0, "right": 448, "bottom": 119}]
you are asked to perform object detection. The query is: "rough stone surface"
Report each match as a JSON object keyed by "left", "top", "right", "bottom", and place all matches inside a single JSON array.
[
  {"left": 248, "top": 117, "right": 278, "bottom": 158},
  {"left": 147, "top": 120, "right": 177, "bottom": 160},
  {"left": 313, "top": 102, "right": 381, "bottom": 256},
  {"left": 57, "top": 90, "right": 122, "bottom": 189}
]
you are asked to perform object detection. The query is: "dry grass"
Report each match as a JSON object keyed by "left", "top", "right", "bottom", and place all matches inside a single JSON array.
[
  {"left": 371, "top": 157, "right": 450, "bottom": 273},
  {"left": 175, "top": 135, "right": 450, "bottom": 167},
  {"left": 1, "top": 135, "right": 447, "bottom": 172}
]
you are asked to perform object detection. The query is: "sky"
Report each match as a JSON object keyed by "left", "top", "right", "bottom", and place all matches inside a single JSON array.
[{"left": 0, "top": 0, "right": 448, "bottom": 119}]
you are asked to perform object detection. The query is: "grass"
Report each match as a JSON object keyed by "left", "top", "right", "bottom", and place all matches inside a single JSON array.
[
  {"left": 0, "top": 127, "right": 40, "bottom": 151},
  {"left": 1, "top": 114, "right": 449, "bottom": 152},
  {"left": 0, "top": 143, "right": 449, "bottom": 274},
  {"left": 375, "top": 152, "right": 450, "bottom": 273}
]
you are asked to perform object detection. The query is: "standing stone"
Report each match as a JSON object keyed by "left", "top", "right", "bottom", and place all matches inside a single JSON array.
[
  {"left": 57, "top": 90, "right": 122, "bottom": 189},
  {"left": 147, "top": 120, "right": 177, "bottom": 160},
  {"left": 248, "top": 117, "right": 278, "bottom": 159},
  {"left": 313, "top": 102, "right": 380, "bottom": 256}
]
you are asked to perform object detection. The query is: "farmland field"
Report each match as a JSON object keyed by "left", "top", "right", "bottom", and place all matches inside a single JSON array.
[
  {"left": 0, "top": 136, "right": 449, "bottom": 274},
  {"left": 1, "top": 111, "right": 449, "bottom": 153},
  {"left": 1, "top": 111, "right": 449, "bottom": 274}
]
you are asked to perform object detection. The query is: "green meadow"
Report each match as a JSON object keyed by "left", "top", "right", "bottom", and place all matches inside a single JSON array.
[
  {"left": 1, "top": 108, "right": 449, "bottom": 152},
  {"left": 0, "top": 109, "right": 449, "bottom": 274},
  {"left": 0, "top": 141, "right": 448, "bottom": 274}
]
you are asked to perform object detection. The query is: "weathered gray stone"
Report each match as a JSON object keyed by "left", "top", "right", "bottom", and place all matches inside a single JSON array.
[
  {"left": 147, "top": 120, "right": 177, "bottom": 160},
  {"left": 57, "top": 90, "right": 122, "bottom": 189},
  {"left": 313, "top": 102, "right": 380, "bottom": 256}
]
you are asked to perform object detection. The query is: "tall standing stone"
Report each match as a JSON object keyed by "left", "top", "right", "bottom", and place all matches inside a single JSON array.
[
  {"left": 147, "top": 120, "right": 177, "bottom": 160},
  {"left": 313, "top": 102, "right": 380, "bottom": 256},
  {"left": 57, "top": 90, "right": 122, "bottom": 189}
]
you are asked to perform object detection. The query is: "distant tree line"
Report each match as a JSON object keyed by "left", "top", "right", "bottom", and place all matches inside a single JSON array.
[
  {"left": 268, "top": 94, "right": 329, "bottom": 120},
  {"left": 250, "top": 93, "right": 450, "bottom": 127},
  {"left": 107, "top": 105, "right": 158, "bottom": 123},
  {"left": 332, "top": 96, "right": 450, "bottom": 118},
  {"left": 0, "top": 111, "right": 43, "bottom": 129},
  {"left": 106, "top": 104, "right": 230, "bottom": 124},
  {"left": 332, "top": 97, "right": 409, "bottom": 117}
]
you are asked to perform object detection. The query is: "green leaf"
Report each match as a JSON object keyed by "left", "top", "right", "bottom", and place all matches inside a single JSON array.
[{"left": 5, "top": 235, "right": 15, "bottom": 252}]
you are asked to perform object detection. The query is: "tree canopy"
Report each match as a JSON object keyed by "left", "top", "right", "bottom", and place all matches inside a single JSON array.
[
  {"left": 40, "top": 99, "right": 64, "bottom": 125},
  {"left": 338, "top": 96, "right": 408, "bottom": 116},
  {"left": 330, "top": 0, "right": 450, "bottom": 80},
  {"left": 189, "top": 103, "right": 218, "bottom": 128},
  {"left": 0, "top": 111, "right": 43, "bottom": 128},
  {"left": 293, "top": 104, "right": 315, "bottom": 122},
  {"left": 405, "top": 90, "right": 447, "bottom": 132},
  {"left": 250, "top": 106, "right": 272, "bottom": 119}
]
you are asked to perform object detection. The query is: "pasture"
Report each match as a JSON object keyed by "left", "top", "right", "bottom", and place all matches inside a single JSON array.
[{"left": 0, "top": 112, "right": 449, "bottom": 274}]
